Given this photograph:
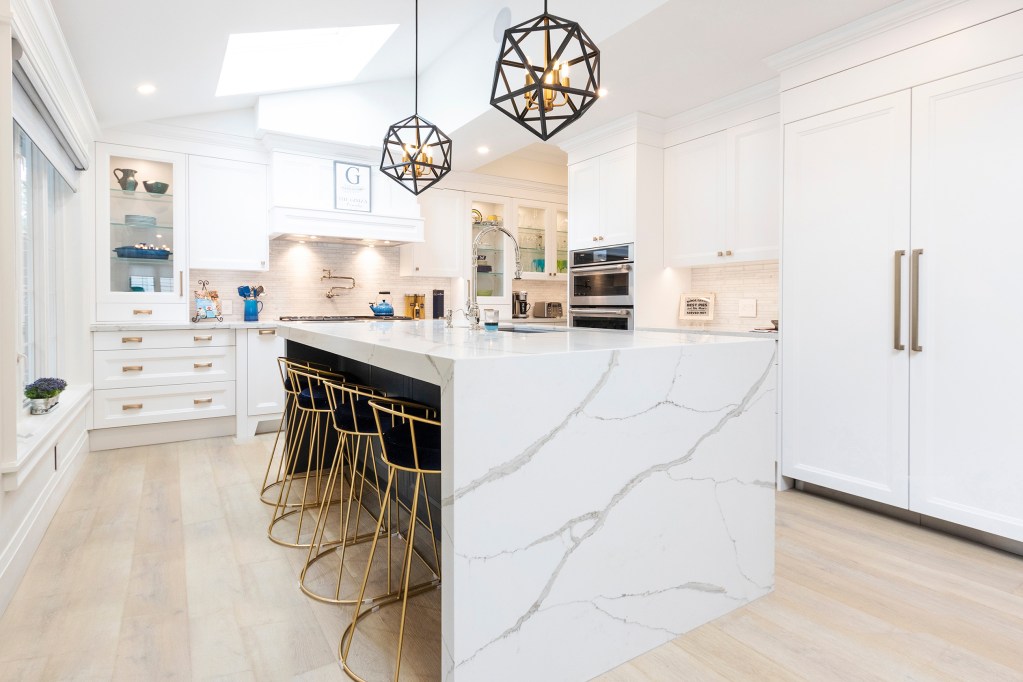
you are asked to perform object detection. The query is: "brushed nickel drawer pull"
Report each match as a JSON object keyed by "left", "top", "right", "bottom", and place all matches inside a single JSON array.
[
  {"left": 194, "top": 398, "right": 213, "bottom": 405},
  {"left": 258, "top": 329, "right": 276, "bottom": 335},
  {"left": 122, "top": 365, "right": 144, "bottom": 372},
  {"left": 194, "top": 335, "right": 213, "bottom": 341},
  {"left": 122, "top": 403, "right": 143, "bottom": 410},
  {"left": 194, "top": 362, "right": 213, "bottom": 369},
  {"left": 122, "top": 336, "right": 143, "bottom": 343},
  {"left": 133, "top": 309, "right": 153, "bottom": 315}
]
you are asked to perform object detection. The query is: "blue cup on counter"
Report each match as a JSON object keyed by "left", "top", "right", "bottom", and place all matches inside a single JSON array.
[{"left": 244, "top": 298, "right": 263, "bottom": 322}]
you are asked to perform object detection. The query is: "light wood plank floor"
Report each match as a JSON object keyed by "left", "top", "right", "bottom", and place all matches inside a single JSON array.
[{"left": 2, "top": 435, "right": 1022, "bottom": 681}]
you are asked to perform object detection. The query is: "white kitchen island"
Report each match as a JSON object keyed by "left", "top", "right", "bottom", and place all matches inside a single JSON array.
[{"left": 276, "top": 320, "right": 778, "bottom": 681}]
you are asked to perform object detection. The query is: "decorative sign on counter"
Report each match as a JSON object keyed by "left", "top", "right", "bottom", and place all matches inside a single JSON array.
[
  {"left": 334, "top": 162, "right": 372, "bottom": 212},
  {"left": 679, "top": 292, "right": 715, "bottom": 320}
]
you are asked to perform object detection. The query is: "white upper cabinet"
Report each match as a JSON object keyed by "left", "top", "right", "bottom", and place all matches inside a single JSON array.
[
  {"left": 663, "top": 115, "right": 779, "bottom": 267},
  {"left": 568, "top": 145, "right": 637, "bottom": 250},
  {"left": 399, "top": 189, "right": 466, "bottom": 278},
  {"left": 189, "top": 155, "right": 269, "bottom": 271}
]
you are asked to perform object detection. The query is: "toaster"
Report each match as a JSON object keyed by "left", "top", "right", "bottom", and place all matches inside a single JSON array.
[{"left": 533, "top": 301, "right": 563, "bottom": 318}]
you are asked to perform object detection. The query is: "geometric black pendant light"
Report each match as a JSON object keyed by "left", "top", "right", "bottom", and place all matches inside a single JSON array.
[
  {"left": 490, "top": 0, "right": 601, "bottom": 141},
  {"left": 380, "top": 0, "right": 453, "bottom": 195}
]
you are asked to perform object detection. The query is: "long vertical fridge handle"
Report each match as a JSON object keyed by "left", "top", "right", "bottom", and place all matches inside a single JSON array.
[
  {"left": 911, "top": 248, "right": 924, "bottom": 352},
  {"left": 893, "top": 250, "right": 906, "bottom": 351}
]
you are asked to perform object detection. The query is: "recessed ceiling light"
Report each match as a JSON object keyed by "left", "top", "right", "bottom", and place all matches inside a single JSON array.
[
  {"left": 216, "top": 25, "right": 399, "bottom": 97},
  {"left": 309, "top": 235, "right": 318, "bottom": 239},
  {"left": 383, "top": 240, "right": 391, "bottom": 244},
  {"left": 137, "top": 83, "right": 157, "bottom": 95},
  {"left": 477, "top": 146, "right": 490, "bottom": 154}
]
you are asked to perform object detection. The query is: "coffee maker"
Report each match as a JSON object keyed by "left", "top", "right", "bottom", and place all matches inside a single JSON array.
[{"left": 512, "top": 291, "right": 530, "bottom": 318}]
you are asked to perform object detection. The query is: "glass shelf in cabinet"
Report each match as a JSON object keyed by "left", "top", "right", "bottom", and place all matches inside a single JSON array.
[
  {"left": 111, "top": 189, "right": 173, "bottom": 201},
  {"left": 110, "top": 222, "right": 173, "bottom": 230},
  {"left": 110, "top": 255, "right": 174, "bottom": 263}
]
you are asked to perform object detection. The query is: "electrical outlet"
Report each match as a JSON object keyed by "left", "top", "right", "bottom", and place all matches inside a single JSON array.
[{"left": 738, "top": 298, "right": 757, "bottom": 318}]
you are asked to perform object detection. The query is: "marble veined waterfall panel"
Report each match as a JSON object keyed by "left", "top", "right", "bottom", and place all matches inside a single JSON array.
[{"left": 443, "top": 339, "right": 777, "bottom": 680}]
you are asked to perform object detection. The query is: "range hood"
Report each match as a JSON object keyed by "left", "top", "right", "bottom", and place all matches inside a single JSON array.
[{"left": 269, "top": 151, "right": 424, "bottom": 244}]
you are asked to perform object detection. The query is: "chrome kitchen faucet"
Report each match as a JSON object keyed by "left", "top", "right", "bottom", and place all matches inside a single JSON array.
[{"left": 466, "top": 225, "right": 522, "bottom": 330}]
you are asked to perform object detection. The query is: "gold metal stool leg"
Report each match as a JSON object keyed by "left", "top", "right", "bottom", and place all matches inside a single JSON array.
[{"left": 268, "top": 408, "right": 336, "bottom": 548}]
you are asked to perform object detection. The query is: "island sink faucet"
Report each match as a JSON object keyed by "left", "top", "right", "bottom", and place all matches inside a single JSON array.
[{"left": 468, "top": 225, "right": 522, "bottom": 330}]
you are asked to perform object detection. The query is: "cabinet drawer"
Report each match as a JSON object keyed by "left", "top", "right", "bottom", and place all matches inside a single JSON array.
[
  {"left": 94, "top": 347, "right": 235, "bottom": 389},
  {"left": 96, "top": 302, "right": 187, "bottom": 323},
  {"left": 94, "top": 328, "right": 234, "bottom": 350},
  {"left": 93, "top": 381, "right": 235, "bottom": 429}
]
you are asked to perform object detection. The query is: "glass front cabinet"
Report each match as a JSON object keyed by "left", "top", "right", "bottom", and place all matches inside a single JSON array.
[
  {"left": 516, "top": 201, "right": 568, "bottom": 280},
  {"left": 96, "top": 143, "right": 188, "bottom": 321},
  {"left": 470, "top": 194, "right": 513, "bottom": 304}
]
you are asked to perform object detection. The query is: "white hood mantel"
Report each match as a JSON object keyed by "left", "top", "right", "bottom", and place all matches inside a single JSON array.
[{"left": 269, "top": 150, "right": 424, "bottom": 244}]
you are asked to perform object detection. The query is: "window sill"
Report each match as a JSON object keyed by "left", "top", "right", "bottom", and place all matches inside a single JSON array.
[{"left": 2, "top": 384, "right": 92, "bottom": 491}]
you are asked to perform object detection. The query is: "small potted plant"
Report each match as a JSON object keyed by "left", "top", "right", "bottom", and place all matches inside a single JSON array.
[{"left": 25, "top": 377, "right": 67, "bottom": 414}]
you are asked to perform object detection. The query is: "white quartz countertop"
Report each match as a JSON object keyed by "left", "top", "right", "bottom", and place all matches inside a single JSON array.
[
  {"left": 279, "top": 319, "right": 764, "bottom": 359},
  {"left": 90, "top": 321, "right": 277, "bottom": 331}
]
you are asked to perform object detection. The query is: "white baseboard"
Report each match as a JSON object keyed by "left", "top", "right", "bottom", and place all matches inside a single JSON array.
[
  {"left": 0, "top": 428, "right": 89, "bottom": 616},
  {"left": 89, "top": 416, "right": 235, "bottom": 451}
]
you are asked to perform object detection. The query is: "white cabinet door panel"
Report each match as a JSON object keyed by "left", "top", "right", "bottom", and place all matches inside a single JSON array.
[
  {"left": 247, "top": 329, "right": 286, "bottom": 416},
  {"left": 781, "top": 91, "right": 912, "bottom": 507},
  {"left": 598, "top": 146, "right": 637, "bottom": 247},
  {"left": 400, "top": 189, "right": 465, "bottom": 277},
  {"left": 728, "top": 115, "right": 780, "bottom": 262},
  {"left": 663, "top": 132, "right": 726, "bottom": 266},
  {"left": 909, "top": 57, "right": 1023, "bottom": 541},
  {"left": 568, "top": 158, "right": 600, "bottom": 250},
  {"left": 189, "top": 156, "right": 269, "bottom": 271}
]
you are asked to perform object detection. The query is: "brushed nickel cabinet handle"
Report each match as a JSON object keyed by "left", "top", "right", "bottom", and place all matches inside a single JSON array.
[
  {"left": 194, "top": 335, "right": 213, "bottom": 341},
  {"left": 893, "top": 250, "right": 906, "bottom": 351},
  {"left": 179, "top": 271, "right": 183, "bottom": 298},
  {"left": 193, "top": 362, "right": 213, "bottom": 369},
  {"left": 122, "top": 336, "right": 143, "bottom": 343},
  {"left": 121, "top": 365, "right": 143, "bottom": 372},
  {"left": 258, "top": 329, "right": 276, "bottom": 335},
  {"left": 716, "top": 251, "right": 723, "bottom": 257},
  {"left": 911, "top": 248, "right": 923, "bottom": 352},
  {"left": 725, "top": 250, "right": 733, "bottom": 256},
  {"left": 194, "top": 397, "right": 213, "bottom": 405},
  {"left": 122, "top": 403, "right": 143, "bottom": 410},
  {"left": 133, "top": 309, "right": 153, "bottom": 315}
]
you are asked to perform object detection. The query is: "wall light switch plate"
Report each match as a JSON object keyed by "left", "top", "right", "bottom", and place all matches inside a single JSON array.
[{"left": 739, "top": 298, "right": 757, "bottom": 318}]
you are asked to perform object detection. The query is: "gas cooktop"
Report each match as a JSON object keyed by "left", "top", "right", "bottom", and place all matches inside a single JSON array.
[{"left": 279, "top": 315, "right": 413, "bottom": 322}]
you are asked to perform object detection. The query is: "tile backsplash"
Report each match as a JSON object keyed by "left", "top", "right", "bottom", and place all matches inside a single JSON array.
[
  {"left": 191, "top": 240, "right": 453, "bottom": 320},
  {"left": 685, "top": 260, "right": 778, "bottom": 332}
]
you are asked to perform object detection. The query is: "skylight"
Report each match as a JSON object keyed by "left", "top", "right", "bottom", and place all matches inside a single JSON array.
[{"left": 216, "top": 25, "right": 399, "bottom": 97}]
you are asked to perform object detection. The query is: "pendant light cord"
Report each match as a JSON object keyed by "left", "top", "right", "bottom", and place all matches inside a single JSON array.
[{"left": 414, "top": 0, "right": 419, "bottom": 114}]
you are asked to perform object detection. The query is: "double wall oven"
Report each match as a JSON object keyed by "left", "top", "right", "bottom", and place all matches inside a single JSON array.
[{"left": 568, "top": 243, "right": 634, "bottom": 331}]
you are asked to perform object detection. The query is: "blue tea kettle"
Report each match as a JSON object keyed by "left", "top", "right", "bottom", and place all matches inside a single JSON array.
[{"left": 368, "top": 292, "right": 394, "bottom": 317}]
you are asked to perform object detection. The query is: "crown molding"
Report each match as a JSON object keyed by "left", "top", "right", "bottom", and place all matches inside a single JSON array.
[
  {"left": 764, "top": 0, "right": 968, "bottom": 73},
  {"left": 556, "top": 112, "right": 666, "bottom": 155},
  {"left": 663, "top": 79, "right": 779, "bottom": 133},
  {"left": 436, "top": 171, "right": 567, "bottom": 198},
  {"left": 108, "top": 120, "right": 266, "bottom": 152},
  {"left": 11, "top": 0, "right": 99, "bottom": 161},
  {"left": 261, "top": 133, "right": 382, "bottom": 162}
]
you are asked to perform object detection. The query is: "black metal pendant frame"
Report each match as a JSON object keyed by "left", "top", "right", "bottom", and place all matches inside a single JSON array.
[
  {"left": 490, "top": 10, "right": 601, "bottom": 141},
  {"left": 380, "top": 114, "right": 453, "bottom": 195},
  {"left": 379, "top": 0, "right": 452, "bottom": 195}
]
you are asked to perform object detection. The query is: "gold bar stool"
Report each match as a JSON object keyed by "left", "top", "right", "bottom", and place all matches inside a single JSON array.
[
  {"left": 259, "top": 357, "right": 331, "bottom": 506},
  {"left": 267, "top": 364, "right": 347, "bottom": 548},
  {"left": 339, "top": 398, "right": 442, "bottom": 682},
  {"left": 300, "top": 379, "right": 391, "bottom": 604}
]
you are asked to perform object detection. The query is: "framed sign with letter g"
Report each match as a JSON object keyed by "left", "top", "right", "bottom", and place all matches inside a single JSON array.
[{"left": 334, "top": 162, "right": 372, "bottom": 212}]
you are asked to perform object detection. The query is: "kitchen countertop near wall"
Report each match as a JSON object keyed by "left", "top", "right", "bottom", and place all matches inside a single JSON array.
[
  {"left": 681, "top": 260, "right": 778, "bottom": 333},
  {"left": 191, "top": 239, "right": 454, "bottom": 322}
]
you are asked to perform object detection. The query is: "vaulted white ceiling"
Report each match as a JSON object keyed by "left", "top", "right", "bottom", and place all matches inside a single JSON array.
[{"left": 52, "top": 0, "right": 906, "bottom": 171}]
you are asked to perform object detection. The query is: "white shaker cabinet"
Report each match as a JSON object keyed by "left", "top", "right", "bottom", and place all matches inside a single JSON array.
[
  {"left": 399, "top": 189, "right": 466, "bottom": 278},
  {"left": 782, "top": 57, "right": 1023, "bottom": 542},
  {"left": 567, "top": 146, "right": 636, "bottom": 250},
  {"left": 663, "top": 115, "right": 779, "bottom": 267},
  {"left": 781, "top": 92, "right": 912, "bottom": 508},
  {"left": 189, "top": 155, "right": 269, "bottom": 271},
  {"left": 908, "top": 57, "right": 1023, "bottom": 541},
  {"left": 245, "top": 328, "right": 286, "bottom": 416}
]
